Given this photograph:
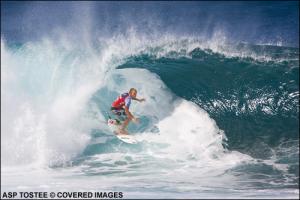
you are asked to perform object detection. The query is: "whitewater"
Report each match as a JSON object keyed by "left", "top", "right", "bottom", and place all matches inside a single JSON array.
[{"left": 1, "top": 1, "right": 299, "bottom": 199}]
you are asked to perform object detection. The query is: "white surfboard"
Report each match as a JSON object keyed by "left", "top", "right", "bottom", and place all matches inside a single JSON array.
[
  {"left": 116, "top": 134, "right": 138, "bottom": 144},
  {"left": 107, "top": 119, "right": 138, "bottom": 144}
]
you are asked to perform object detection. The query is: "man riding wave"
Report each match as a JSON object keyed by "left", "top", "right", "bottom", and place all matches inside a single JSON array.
[{"left": 111, "top": 88, "right": 145, "bottom": 134}]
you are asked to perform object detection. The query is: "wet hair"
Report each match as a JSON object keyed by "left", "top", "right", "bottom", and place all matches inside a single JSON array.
[{"left": 129, "top": 88, "right": 137, "bottom": 93}]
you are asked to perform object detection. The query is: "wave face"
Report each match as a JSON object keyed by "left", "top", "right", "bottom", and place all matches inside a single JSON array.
[
  {"left": 119, "top": 43, "right": 299, "bottom": 153},
  {"left": 1, "top": 1, "right": 299, "bottom": 198}
]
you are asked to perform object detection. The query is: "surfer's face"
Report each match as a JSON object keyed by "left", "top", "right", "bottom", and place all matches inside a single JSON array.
[{"left": 130, "top": 90, "right": 137, "bottom": 98}]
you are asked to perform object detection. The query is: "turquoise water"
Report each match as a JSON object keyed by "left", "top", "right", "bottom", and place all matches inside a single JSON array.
[{"left": 119, "top": 45, "right": 299, "bottom": 150}]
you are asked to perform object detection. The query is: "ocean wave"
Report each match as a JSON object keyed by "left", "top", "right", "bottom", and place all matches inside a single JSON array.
[{"left": 1, "top": 33, "right": 298, "bottom": 186}]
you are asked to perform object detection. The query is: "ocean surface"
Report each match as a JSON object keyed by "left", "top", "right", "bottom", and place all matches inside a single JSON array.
[{"left": 1, "top": 1, "right": 299, "bottom": 199}]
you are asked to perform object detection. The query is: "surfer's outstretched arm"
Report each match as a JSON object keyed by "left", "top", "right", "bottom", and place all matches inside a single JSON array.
[{"left": 132, "top": 97, "right": 146, "bottom": 102}]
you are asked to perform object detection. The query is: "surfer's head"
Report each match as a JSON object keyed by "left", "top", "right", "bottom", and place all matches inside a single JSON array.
[{"left": 129, "top": 88, "right": 137, "bottom": 98}]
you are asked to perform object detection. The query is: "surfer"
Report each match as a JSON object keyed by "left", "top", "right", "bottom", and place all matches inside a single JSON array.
[{"left": 111, "top": 88, "right": 145, "bottom": 134}]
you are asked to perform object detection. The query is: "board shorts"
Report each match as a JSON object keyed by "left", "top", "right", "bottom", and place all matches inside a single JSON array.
[{"left": 111, "top": 107, "right": 127, "bottom": 122}]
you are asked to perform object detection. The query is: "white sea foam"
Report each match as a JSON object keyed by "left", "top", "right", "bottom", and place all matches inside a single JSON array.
[
  {"left": 2, "top": 32, "right": 254, "bottom": 168},
  {"left": 107, "top": 68, "right": 253, "bottom": 168}
]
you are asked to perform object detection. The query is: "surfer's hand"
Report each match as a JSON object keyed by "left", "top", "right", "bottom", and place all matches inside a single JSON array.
[
  {"left": 139, "top": 98, "right": 145, "bottom": 102},
  {"left": 132, "top": 117, "right": 140, "bottom": 124}
]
